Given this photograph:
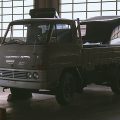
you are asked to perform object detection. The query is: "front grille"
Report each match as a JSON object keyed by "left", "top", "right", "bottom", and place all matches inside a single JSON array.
[{"left": 0, "top": 70, "right": 27, "bottom": 79}]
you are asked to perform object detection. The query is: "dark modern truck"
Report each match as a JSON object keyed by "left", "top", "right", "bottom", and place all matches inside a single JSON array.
[{"left": 0, "top": 9, "right": 120, "bottom": 105}]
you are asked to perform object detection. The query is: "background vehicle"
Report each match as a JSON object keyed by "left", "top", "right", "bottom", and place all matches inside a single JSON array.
[{"left": 1, "top": 9, "right": 120, "bottom": 105}]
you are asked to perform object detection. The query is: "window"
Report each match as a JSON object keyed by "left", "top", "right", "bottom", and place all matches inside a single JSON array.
[
  {"left": 80, "top": 25, "right": 86, "bottom": 37},
  {"left": 110, "top": 25, "right": 120, "bottom": 45},
  {"left": 0, "top": 0, "right": 34, "bottom": 37},
  {"left": 60, "top": 0, "right": 119, "bottom": 20},
  {"left": 5, "top": 23, "right": 50, "bottom": 45},
  {"left": 51, "top": 24, "right": 72, "bottom": 43}
]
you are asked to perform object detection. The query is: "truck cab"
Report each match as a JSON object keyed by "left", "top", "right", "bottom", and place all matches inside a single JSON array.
[{"left": 0, "top": 15, "right": 81, "bottom": 105}]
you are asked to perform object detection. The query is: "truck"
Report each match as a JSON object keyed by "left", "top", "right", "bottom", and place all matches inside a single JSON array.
[{"left": 0, "top": 8, "right": 120, "bottom": 105}]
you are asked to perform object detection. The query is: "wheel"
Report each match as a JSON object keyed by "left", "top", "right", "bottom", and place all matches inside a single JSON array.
[
  {"left": 56, "top": 72, "right": 77, "bottom": 106},
  {"left": 111, "top": 68, "right": 120, "bottom": 94},
  {"left": 10, "top": 88, "right": 32, "bottom": 99}
]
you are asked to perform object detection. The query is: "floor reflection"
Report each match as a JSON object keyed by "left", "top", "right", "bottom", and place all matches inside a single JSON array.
[{"left": 0, "top": 85, "right": 120, "bottom": 120}]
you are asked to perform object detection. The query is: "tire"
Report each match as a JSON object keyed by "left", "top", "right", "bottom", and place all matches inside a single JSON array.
[
  {"left": 56, "top": 72, "right": 77, "bottom": 106},
  {"left": 111, "top": 68, "right": 120, "bottom": 94},
  {"left": 10, "top": 88, "right": 32, "bottom": 99}
]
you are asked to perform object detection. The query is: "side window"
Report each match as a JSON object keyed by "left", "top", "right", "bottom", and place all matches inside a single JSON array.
[
  {"left": 80, "top": 25, "right": 86, "bottom": 37},
  {"left": 110, "top": 25, "right": 120, "bottom": 45},
  {"left": 50, "top": 24, "right": 72, "bottom": 43}
]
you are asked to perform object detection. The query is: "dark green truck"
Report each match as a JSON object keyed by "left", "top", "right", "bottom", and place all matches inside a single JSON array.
[{"left": 0, "top": 11, "right": 120, "bottom": 105}]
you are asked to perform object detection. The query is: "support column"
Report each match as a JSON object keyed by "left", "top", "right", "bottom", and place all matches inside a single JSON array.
[{"left": 35, "top": 0, "right": 59, "bottom": 13}]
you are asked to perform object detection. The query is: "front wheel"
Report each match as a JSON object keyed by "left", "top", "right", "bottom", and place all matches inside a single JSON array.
[{"left": 56, "top": 72, "right": 77, "bottom": 106}]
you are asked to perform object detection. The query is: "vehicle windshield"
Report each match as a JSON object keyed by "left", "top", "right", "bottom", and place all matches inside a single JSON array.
[{"left": 4, "top": 23, "right": 50, "bottom": 45}]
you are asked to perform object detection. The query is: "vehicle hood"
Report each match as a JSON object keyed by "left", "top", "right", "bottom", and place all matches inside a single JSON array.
[{"left": 0, "top": 44, "right": 43, "bottom": 70}]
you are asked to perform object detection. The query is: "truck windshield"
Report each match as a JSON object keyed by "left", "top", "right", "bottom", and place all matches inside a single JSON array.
[{"left": 4, "top": 23, "right": 50, "bottom": 45}]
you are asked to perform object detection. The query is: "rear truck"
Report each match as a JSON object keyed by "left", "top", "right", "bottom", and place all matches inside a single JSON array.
[{"left": 0, "top": 8, "right": 120, "bottom": 105}]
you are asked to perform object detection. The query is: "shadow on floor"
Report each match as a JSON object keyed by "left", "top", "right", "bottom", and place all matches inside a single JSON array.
[{"left": 0, "top": 85, "right": 120, "bottom": 120}]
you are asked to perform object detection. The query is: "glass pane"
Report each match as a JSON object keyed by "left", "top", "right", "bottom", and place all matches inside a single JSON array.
[
  {"left": 74, "top": 0, "right": 86, "bottom": 3},
  {"left": 13, "top": 30, "right": 23, "bottom": 37},
  {"left": 13, "top": 15, "right": 23, "bottom": 20},
  {"left": 2, "top": 30, "right": 6, "bottom": 36},
  {"left": 88, "top": 3, "right": 101, "bottom": 11},
  {"left": 102, "top": 11, "right": 116, "bottom": 16},
  {"left": 24, "top": 0, "right": 33, "bottom": 6},
  {"left": 3, "top": 1, "right": 12, "bottom": 7},
  {"left": 3, "top": 15, "right": 12, "bottom": 22},
  {"left": 87, "top": 0, "right": 100, "bottom": 2},
  {"left": 87, "top": 12, "right": 100, "bottom": 18},
  {"left": 13, "top": 7, "right": 23, "bottom": 14},
  {"left": 3, "top": 23, "right": 9, "bottom": 29},
  {"left": 24, "top": 6, "right": 33, "bottom": 14},
  {"left": 117, "top": 11, "right": 120, "bottom": 16},
  {"left": 56, "top": 24, "right": 71, "bottom": 29},
  {"left": 74, "top": 4, "right": 86, "bottom": 11},
  {"left": 14, "top": 25, "right": 24, "bottom": 30},
  {"left": 3, "top": 8, "right": 12, "bottom": 14},
  {"left": 24, "top": 14, "right": 30, "bottom": 19},
  {"left": 117, "top": 2, "right": 120, "bottom": 10},
  {"left": 102, "top": 2, "right": 116, "bottom": 10},
  {"left": 61, "top": 0, "right": 72, "bottom": 3},
  {"left": 61, "top": 4, "right": 72, "bottom": 12},
  {"left": 13, "top": 1, "right": 23, "bottom": 6},
  {"left": 73, "top": 12, "right": 86, "bottom": 20},
  {"left": 0, "top": 0, "right": 33, "bottom": 37},
  {"left": 2, "top": 0, "right": 10, "bottom": 1},
  {"left": 61, "top": 13, "right": 72, "bottom": 19},
  {"left": 0, "top": 23, "right": 1, "bottom": 29}
]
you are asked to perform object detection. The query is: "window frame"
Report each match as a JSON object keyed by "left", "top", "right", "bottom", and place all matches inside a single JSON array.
[
  {"left": 0, "top": 0, "right": 34, "bottom": 37},
  {"left": 60, "top": 1, "right": 119, "bottom": 20}
]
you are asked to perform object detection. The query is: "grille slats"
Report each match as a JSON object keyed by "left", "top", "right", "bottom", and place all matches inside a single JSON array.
[{"left": 0, "top": 70, "right": 27, "bottom": 79}]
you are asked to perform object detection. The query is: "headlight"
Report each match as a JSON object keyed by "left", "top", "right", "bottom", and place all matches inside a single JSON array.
[
  {"left": 33, "top": 72, "right": 39, "bottom": 79},
  {"left": 27, "top": 72, "right": 32, "bottom": 79}
]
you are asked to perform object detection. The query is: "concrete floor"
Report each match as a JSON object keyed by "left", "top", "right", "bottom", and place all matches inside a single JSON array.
[{"left": 0, "top": 85, "right": 120, "bottom": 120}]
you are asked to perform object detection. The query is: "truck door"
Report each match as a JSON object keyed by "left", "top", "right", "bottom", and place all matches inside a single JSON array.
[{"left": 47, "top": 22, "right": 80, "bottom": 68}]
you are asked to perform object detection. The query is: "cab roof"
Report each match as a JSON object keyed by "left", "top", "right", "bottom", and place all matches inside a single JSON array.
[{"left": 10, "top": 18, "right": 74, "bottom": 25}]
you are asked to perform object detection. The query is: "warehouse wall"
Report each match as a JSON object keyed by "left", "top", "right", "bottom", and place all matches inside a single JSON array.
[{"left": 35, "top": 0, "right": 59, "bottom": 13}]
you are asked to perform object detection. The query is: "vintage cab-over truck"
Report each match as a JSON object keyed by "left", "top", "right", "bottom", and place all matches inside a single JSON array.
[{"left": 0, "top": 9, "right": 120, "bottom": 105}]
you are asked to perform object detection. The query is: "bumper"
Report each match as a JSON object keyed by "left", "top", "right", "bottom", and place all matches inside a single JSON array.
[{"left": 0, "top": 79, "right": 48, "bottom": 90}]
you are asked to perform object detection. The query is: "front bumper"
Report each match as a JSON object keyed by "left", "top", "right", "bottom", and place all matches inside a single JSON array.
[{"left": 0, "top": 79, "right": 48, "bottom": 89}]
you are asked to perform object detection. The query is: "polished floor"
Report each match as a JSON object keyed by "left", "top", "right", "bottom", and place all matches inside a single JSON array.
[{"left": 0, "top": 85, "right": 120, "bottom": 120}]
